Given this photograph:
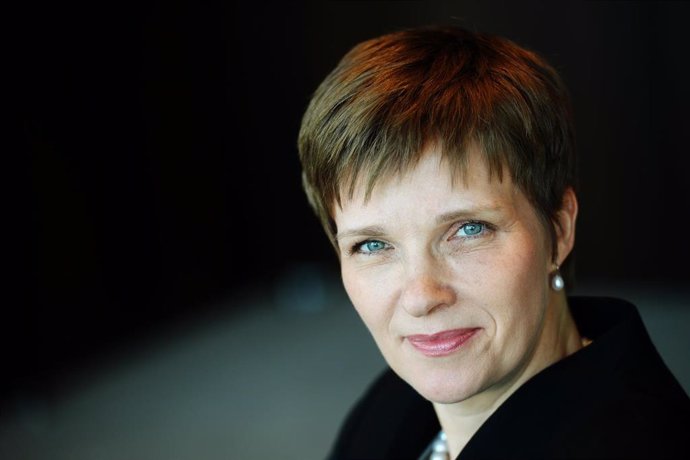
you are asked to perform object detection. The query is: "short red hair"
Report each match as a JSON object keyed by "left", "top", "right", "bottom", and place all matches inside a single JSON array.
[{"left": 298, "top": 26, "right": 577, "bottom": 284}]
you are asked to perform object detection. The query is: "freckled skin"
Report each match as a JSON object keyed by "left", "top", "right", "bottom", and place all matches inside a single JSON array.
[{"left": 334, "top": 146, "right": 579, "bottom": 409}]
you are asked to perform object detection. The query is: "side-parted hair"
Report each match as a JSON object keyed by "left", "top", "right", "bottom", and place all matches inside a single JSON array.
[{"left": 298, "top": 26, "right": 577, "bottom": 285}]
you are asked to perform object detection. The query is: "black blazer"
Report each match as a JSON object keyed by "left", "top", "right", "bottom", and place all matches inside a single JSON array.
[{"left": 328, "top": 297, "right": 690, "bottom": 459}]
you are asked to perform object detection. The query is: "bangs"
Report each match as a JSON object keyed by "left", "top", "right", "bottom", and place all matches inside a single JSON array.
[{"left": 298, "top": 26, "right": 575, "bottom": 260}]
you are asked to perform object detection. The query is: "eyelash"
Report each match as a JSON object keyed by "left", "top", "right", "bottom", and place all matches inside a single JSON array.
[
  {"left": 451, "top": 220, "right": 494, "bottom": 240},
  {"left": 347, "top": 221, "right": 494, "bottom": 256},
  {"left": 348, "top": 240, "right": 389, "bottom": 256}
]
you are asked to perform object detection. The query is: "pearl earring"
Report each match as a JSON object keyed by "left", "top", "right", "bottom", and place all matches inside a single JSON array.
[{"left": 551, "top": 265, "right": 564, "bottom": 291}]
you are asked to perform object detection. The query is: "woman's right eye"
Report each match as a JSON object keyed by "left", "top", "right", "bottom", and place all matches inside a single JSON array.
[{"left": 353, "top": 240, "right": 388, "bottom": 255}]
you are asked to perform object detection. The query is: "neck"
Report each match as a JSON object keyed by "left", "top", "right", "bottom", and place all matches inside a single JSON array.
[{"left": 433, "top": 293, "right": 582, "bottom": 459}]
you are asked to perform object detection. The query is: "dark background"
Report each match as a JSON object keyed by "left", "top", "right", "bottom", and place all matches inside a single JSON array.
[{"left": 18, "top": 1, "right": 690, "bottom": 408}]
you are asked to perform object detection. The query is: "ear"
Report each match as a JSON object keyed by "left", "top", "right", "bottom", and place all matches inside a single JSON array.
[{"left": 554, "top": 187, "right": 578, "bottom": 265}]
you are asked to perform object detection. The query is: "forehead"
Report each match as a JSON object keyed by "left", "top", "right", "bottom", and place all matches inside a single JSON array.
[{"left": 334, "top": 146, "right": 519, "bottom": 222}]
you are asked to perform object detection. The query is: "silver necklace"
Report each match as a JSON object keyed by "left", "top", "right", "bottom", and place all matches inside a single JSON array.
[{"left": 417, "top": 430, "right": 450, "bottom": 460}]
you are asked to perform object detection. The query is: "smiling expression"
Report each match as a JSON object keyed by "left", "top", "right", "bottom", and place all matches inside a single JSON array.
[{"left": 334, "top": 145, "right": 572, "bottom": 404}]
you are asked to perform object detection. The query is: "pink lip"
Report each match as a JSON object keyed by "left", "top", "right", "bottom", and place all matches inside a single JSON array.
[{"left": 406, "top": 328, "right": 480, "bottom": 357}]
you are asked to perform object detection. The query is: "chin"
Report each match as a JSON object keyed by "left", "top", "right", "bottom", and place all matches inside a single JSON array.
[{"left": 399, "top": 366, "right": 483, "bottom": 404}]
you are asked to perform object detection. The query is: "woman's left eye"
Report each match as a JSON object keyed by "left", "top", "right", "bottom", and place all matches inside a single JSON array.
[{"left": 455, "top": 222, "right": 487, "bottom": 238}]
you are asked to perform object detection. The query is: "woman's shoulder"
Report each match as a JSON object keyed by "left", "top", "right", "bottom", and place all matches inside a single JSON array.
[
  {"left": 567, "top": 296, "right": 688, "bottom": 403},
  {"left": 567, "top": 296, "right": 690, "bottom": 458},
  {"left": 461, "top": 295, "right": 690, "bottom": 459}
]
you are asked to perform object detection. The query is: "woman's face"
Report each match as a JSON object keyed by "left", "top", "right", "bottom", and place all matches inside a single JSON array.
[{"left": 334, "top": 146, "right": 562, "bottom": 404}]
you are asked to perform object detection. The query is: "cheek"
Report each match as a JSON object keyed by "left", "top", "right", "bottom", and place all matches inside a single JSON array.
[
  {"left": 341, "top": 266, "right": 391, "bottom": 331},
  {"left": 491, "top": 225, "right": 548, "bottom": 283},
  {"left": 341, "top": 265, "right": 362, "bottom": 304},
  {"left": 502, "top": 245, "right": 545, "bottom": 290},
  {"left": 482, "top": 237, "right": 550, "bottom": 333},
  {"left": 453, "top": 233, "right": 548, "bottom": 318},
  {"left": 451, "top": 240, "right": 545, "bottom": 296}
]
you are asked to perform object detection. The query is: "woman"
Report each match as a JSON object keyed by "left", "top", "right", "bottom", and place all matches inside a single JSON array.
[{"left": 298, "top": 26, "right": 690, "bottom": 459}]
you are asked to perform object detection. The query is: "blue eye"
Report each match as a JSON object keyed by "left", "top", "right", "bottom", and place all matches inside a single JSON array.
[
  {"left": 457, "top": 222, "right": 485, "bottom": 237},
  {"left": 357, "top": 240, "right": 388, "bottom": 254}
]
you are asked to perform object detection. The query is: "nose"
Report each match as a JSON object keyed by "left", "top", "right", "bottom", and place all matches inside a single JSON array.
[{"left": 399, "top": 256, "right": 456, "bottom": 317}]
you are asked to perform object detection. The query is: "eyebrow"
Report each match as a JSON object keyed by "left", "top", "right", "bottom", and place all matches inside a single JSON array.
[
  {"left": 336, "top": 205, "right": 505, "bottom": 242},
  {"left": 434, "top": 205, "right": 504, "bottom": 225},
  {"left": 335, "top": 225, "right": 387, "bottom": 242}
]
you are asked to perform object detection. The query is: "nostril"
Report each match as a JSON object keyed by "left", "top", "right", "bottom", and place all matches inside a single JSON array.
[{"left": 399, "top": 275, "right": 456, "bottom": 317}]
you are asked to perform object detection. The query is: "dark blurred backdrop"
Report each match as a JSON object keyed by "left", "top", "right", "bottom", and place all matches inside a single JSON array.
[{"left": 17, "top": 1, "right": 690, "bottom": 408}]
